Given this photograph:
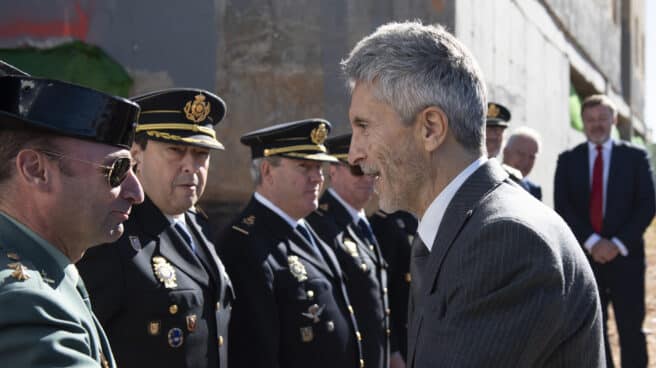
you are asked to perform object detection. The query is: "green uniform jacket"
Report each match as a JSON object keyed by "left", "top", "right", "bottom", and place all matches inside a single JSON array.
[{"left": 0, "top": 212, "right": 115, "bottom": 367}]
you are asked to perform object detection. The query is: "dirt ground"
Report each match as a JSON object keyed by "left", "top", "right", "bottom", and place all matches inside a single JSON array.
[{"left": 607, "top": 219, "right": 656, "bottom": 367}]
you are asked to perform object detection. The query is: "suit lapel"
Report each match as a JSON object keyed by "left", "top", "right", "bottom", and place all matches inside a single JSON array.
[
  {"left": 604, "top": 141, "right": 622, "bottom": 230},
  {"left": 134, "top": 197, "right": 209, "bottom": 287},
  {"left": 324, "top": 191, "right": 380, "bottom": 261},
  {"left": 186, "top": 213, "right": 221, "bottom": 283},
  {"left": 420, "top": 161, "right": 507, "bottom": 296},
  {"left": 575, "top": 143, "right": 591, "bottom": 198},
  {"left": 248, "top": 198, "right": 336, "bottom": 279}
]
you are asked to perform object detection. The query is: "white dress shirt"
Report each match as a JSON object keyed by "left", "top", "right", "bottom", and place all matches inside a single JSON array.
[
  {"left": 327, "top": 188, "right": 370, "bottom": 226},
  {"left": 583, "top": 139, "right": 628, "bottom": 256},
  {"left": 417, "top": 157, "right": 487, "bottom": 251},
  {"left": 254, "top": 191, "right": 307, "bottom": 230}
]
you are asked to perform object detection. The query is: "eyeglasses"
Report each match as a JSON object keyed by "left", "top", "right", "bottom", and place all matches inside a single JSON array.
[{"left": 37, "top": 149, "right": 134, "bottom": 188}]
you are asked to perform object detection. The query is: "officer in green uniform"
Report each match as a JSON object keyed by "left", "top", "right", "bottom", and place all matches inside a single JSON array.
[
  {"left": 306, "top": 133, "right": 399, "bottom": 368},
  {"left": 216, "top": 119, "right": 365, "bottom": 368},
  {"left": 0, "top": 71, "right": 143, "bottom": 367},
  {"left": 77, "top": 89, "right": 234, "bottom": 368}
]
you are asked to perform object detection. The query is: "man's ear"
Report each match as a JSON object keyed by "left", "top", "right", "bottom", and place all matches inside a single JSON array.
[
  {"left": 417, "top": 106, "right": 448, "bottom": 152},
  {"left": 15, "top": 149, "right": 52, "bottom": 191},
  {"left": 261, "top": 159, "right": 273, "bottom": 184}
]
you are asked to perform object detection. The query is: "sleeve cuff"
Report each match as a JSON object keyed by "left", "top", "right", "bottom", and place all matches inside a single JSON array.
[
  {"left": 611, "top": 237, "right": 629, "bottom": 256},
  {"left": 584, "top": 233, "right": 601, "bottom": 252}
]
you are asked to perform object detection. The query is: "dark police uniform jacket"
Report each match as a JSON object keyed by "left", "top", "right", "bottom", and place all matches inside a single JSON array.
[
  {"left": 77, "top": 196, "right": 234, "bottom": 368},
  {"left": 369, "top": 210, "right": 417, "bottom": 360},
  {"left": 307, "top": 190, "right": 390, "bottom": 368},
  {"left": 216, "top": 196, "right": 364, "bottom": 368}
]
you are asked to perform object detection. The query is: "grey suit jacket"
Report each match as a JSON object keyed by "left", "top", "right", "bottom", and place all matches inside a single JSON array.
[{"left": 407, "top": 160, "right": 604, "bottom": 367}]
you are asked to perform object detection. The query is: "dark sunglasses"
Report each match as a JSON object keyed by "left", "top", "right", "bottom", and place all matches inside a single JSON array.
[
  {"left": 37, "top": 149, "right": 133, "bottom": 188},
  {"left": 345, "top": 163, "right": 364, "bottom": 177}
]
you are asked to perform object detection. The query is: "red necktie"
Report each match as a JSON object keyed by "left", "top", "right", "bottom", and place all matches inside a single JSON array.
[{"left": 589, "top": 144, "right": 604, "bottom": 233}]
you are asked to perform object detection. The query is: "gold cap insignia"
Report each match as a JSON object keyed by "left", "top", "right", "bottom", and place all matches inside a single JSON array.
[
  {"left": 343, "top": 239, "right": 359, "bottom": 258},
  {"left": 288, "top": 255, "right": 308, "bottom": 282},
  {"left": 186, "top": 314, "right": 197, "bottom": 332},
  {"left": 152, "top": 256, "right": 178, "bottom": 288},
  {"left": 319, "top": 203, "right": 329, "bottom": 211},
  {"left": 8, "top": 262, "right": 30, "bottom": 281},
  {"left": 487, "top": 103, "right": 500, "bottom": 118},
  {"left": 301, "top": 303, "right": 325, "bottom": 323},
  {"left": 184, "top": 93, "right": 211, "bottom": 123},
  {"left": 6, "top": 252, "right": 20, "bottom": 261},
  {"left": 148, "top": 321, "right": 161, "bottom": 335},
  {"left": 300, "top": 326, "right": 314, "bottom": 342},
  {"left": 310, "top": 123, "right": 328, "bottom": 145}
]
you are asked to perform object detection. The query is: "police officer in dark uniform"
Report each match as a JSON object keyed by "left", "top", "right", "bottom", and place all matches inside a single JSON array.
[
  {"left": 306, "top": 133, "right": 397, "bottom": 368},
  {"left": 369, "top": 210, "right": 417, "bottom": 363},
  {"left": 216, "top": 119, "right": 364, "bottom": 368},
  {"left": 77, "top": 89, "right": 233, "bottom": 368},
  {"left": 486, "top": 102, "right": 523, "bottom": 182}
]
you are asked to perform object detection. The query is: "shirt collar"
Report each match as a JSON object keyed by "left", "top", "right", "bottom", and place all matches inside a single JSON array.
[
  {"left": 254, "top": 191, "right": 298, "bottom": 229},
  {"left": 587, "top": 138, "right": 613, "bottom": 151},
  {"left": 417, "top": 156, "right": 487, "bottom": 251},
  {"left": 327, "top": 188, "right": 364, "bottom": 224}
]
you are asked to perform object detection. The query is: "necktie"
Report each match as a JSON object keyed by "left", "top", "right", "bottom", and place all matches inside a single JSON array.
[
  {"left": 174, "top": 222, "right": 198, "bottom": 253},
  {"left": 357, "top": 218, "right": 377, "bottom": 245},
  {"left": 590, "top": 144, "right": 604, "bottom": 233},
  {"left": 296, "top": 223, "right": 323, "bottom": 260}
]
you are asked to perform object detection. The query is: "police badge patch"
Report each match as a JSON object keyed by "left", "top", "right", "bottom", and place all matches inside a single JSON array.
[
  {"left": 343, "top": 239, "right": 359, "bottom": 258},
  {"left": 288, "top": 255, "right": 308, "bottom": 282},
  {"left": 152, "top": 256, "right": 178, "bottom": 288}
]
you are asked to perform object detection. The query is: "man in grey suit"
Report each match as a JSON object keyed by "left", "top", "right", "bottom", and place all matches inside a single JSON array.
[{"left": 341, "top": 21, "right": 605, "bottom": 367}]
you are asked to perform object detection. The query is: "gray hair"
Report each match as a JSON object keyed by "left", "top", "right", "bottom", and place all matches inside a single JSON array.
[
  {"left": 250, "top": 156, "right": 282, "bottom": 186},
  {"left": 506, "top": 126, "right": 542, "bottom": 152},
  {"left": 341, "top": 21, "right": 487, "bottom": 154}
]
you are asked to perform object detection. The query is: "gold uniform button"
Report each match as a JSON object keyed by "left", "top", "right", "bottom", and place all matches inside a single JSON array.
[
  {"left": 404, "top": 273, "right": 412, "bottom": 283},
  {"left": 386, "top": 328, "right": 391, "bottom": 336},
  {"left": 169, "top": 304, "right": 178, "bottom": 315},
  {"left": 360, "top": 359, "right": 365, "bottom": 368},
  {"left": 368, "top": 245, "right": 374, "bottom": 251},
  {"left": 356, "top": 331, "right": 362, "bottom": 341},
  {"left": 216, "top": 302, "right": 221, "bottom": 310},
  {"left": 383, "top": 287, "right": 388, "bottom": 295},
  {"left": 348, "top": 305, "right": 354, "bottom": 314},
  {"left": 218, "top": 336, "right": 224, "bottom": 347},
  {"left": 306, "top": 290, "right": 315, "bottom": 299},
  {"left": 385, "top": 308, "right": 391, "bottom": 316},
  {"left": 360, "top": 263, "right": 368, "bottom": 272}
]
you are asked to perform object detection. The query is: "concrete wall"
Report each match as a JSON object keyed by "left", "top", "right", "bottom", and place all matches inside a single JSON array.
[{"left": 455, "top": 0, "right": 584, "bottom": 207}]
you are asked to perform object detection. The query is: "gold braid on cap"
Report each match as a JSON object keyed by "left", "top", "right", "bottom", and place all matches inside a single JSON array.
[
  {"left": 135, "top": 123, "right": 217, "bottom": 139},
  {"left": 263, "top": 144, "right": 327, "bottom": 157}
]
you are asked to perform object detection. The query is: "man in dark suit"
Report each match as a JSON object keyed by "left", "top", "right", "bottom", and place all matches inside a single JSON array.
[
  {"left": 368, "top": 210, "right": 417, "bottom": 363},
  {"left": 77, "top": 89, "right": 234, "bottom": 368},
  {"left": 503, "top": 127, "right": 543, "bottom": 200},
  {"left": 555, "top": 94, "right": 655, "bottom": 367},
  {"left": 216, "top": 119, "right": 364, "bottom": 368},
  {"left": 342, "top": 21, "right": 604, "bottom": 367},
  {"left": 306, "top": 134, "right": 399, "bottom": 368},
  {"left": 0, "top": 71, "right": 143, "bottom": 367}
]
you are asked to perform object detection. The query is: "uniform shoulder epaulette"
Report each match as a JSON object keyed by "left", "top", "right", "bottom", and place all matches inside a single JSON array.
[{"left": 232, "top": 214, "right": 256, "bottom": 235}]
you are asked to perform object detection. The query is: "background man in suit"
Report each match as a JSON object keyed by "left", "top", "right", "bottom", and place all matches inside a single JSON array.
[
  {"left": 342, "top": 21, "right": 604, "bottom": 367},
  {"left": 369, "top": 209, "right": 417, "bottom": 364},
  {"left": 0, "top": 72, "right": 143, "bottom": 367},
  {"left": 307, "top": 133, "right": 400, "bottom": 368},
  {"left": 503, "top": 127, "right": 542, "bottom": 200},
  {"left": 77, "top": 89, "right": 234, "bottom": 368},
  {"left": 554, "top": 94, "right": 655, "bottom": 367},
  {"left": 217, "top": 119, "right": 364, "bottom": 368}
]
